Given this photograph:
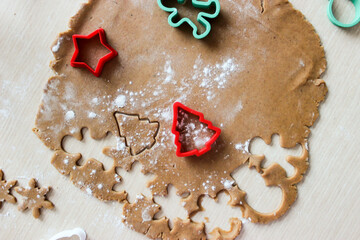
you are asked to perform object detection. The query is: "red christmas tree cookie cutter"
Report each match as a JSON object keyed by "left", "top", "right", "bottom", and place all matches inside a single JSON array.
[
  {"left": 70, "top": 28, "right": 118, "bottom": 77},
  {"left": 171, "top": 102, "right": 221, "bottom": 157}
]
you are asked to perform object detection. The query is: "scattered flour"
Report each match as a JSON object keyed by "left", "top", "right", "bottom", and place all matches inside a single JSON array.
[
  {"left": 235, "top": 100, "right": 243, "bottom": 112},
  {"left": 164, "top": 60, "right": 174, "bottom": 83},
  {"left": 187, "top": 56, "right": 241, "bottom": 103},
  {"left": 160, "top": 109, "right": 172, "bottom": 122},
  {"left": 235, "top": 139, "right": 251, "bottom": 153},
  {"left": 116, "top": 137, "right": 126, "bottom": 151}
]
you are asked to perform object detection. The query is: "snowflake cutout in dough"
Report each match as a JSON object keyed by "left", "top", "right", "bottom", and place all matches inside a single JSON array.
[{"left": 15, "top": 178, "right": 54, "bottom": 218}]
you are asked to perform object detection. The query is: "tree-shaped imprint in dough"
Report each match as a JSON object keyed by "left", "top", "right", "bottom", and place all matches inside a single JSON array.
[
  {"left": 33, "top": 0, "right": 328, "bottom": 239},
  {"left": 115, "top": 112, "right": 159, "bottom": 156}
]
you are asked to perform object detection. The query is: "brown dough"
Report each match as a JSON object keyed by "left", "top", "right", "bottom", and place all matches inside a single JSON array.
[
  {"left": 0, "top": 169, "right": 17, "bottom": 208},
  {"left": 15, "top": 178, "right": 54, "bottom": 218},
  {"left": 209, "top": 218, "right": 242, "bottom": 240},
  {"left": 33, "top": 0, "right": 327, "bottom": 238}
]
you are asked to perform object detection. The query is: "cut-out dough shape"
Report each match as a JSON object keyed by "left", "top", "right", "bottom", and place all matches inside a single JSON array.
[
  {"left": 209, "top": 218, "right": 242, "bottom": 240},
  {"left": 52, "top": 151, "right": 127, "bottom": 202},
  {"left": 15, "top": 178, "right": 54, "bottom": 218},
  {"left": 115, "top": 112, "right": 159, "bottom": 156},
  {"left": 33, "top": 0, "right": 328, "bottom": 239},
  {"left": 49, "top": 228, "right": 87, "bottom": 240},
  {"left": 0, "top": 169, "right": 17, "bottom": 209}
]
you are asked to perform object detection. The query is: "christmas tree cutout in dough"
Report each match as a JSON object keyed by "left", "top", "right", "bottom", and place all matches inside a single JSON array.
[{"left": 115, "top": 112, "right": 159, "bottom": 156}]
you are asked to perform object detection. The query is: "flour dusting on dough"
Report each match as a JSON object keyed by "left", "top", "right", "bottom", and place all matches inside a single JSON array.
[
  {"left": 65, "top": 110, "right": 75, "bottom": 121},
  {"left": 235, "top": 140, "right": 250, "bottom": 153},
  {"left": 34, "top": 0, "right": 328, "bottom": 239},
  {"left": 164, "top": 60, "right": 174, "bottom": 83},
  {"left": 52, "top": 37, "right": 63, "bottom": 53},
  {"left": 114, "top": 95, "right": 126, "bottom": 108},
  {"left": 88, "top": 112, "right": 97, "bottom": 118},
  {"left": 141, "top": 205, "right": 153, "bottom": 222}
]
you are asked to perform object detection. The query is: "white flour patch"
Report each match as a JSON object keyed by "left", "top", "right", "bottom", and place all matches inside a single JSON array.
[
  {"left": 88, "top": 112, "right": 97, "bottom": 118},
  {"left": 221, "top": 179, "right": 235, "bottom": 189},
  {"left": 51, "top": 37, "right": 63, "bottom": 53},
  {"left": 65, "top": 110, "right": 75, "bottom": 121},
  {"left": 114, "top": 95, "right": 126, "bottom": 108},
  {"left": 235, "top": 139, "right": 250, "bottom": 153},
  {"left": 91, "top": 97, "right": 99, "bottom": 105},
  {"left": 164, "top": 60, "right": 174, "bottom": 83},
  {"left": 194, "top": 137, "right": 211, "bottom": 148},
  {"left": 299, "top": 59, "right": 305, "bottom": 67},
  {"left": 141, "top": 206, "right": 153, "bottom": 222},
  {"left": 86, "top": 187, "right": 92, "bottom": 195}
]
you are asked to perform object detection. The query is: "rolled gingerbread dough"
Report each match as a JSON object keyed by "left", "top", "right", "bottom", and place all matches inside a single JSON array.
[{"left": 33, "top": 0, "right": 327, "bottom": 239}]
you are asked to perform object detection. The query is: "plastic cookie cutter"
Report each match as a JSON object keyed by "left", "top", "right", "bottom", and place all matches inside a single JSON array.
[
  {"left": 172, "top": 102, "right": 221, "bottom": 157},
  {"left": 157, "top": 0, "right": 221, "bottom": 39},
  {"left": 328, "top": 0, "right": 360, "bottom": 28},
  {"left": 70, "top": 28, "right": 118, "bottom": 77}
]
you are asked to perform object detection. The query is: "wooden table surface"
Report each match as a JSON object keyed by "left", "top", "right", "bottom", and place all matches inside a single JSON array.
[{"left": 0, "top": 0, "right": 359, "bottom": 239}]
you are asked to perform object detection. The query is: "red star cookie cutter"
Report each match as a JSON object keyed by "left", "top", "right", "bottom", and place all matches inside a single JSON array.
[
  {"left": 70, "top": 28, "right": 118, "bottom": 77},
  {"left": 172, "top": 102, "right": 221, "bottom": 157}
]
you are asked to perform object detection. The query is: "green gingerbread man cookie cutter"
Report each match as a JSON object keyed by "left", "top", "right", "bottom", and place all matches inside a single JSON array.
[
  {"left": 328, "top": 0, "right": 360, "bottom": 28},
  {"left": 157, "top": 0, "right": 221, "bottom": 39}
]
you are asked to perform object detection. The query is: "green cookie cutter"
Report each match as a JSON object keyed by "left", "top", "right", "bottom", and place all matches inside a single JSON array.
[
  {"left": 157, "top": 0, "right": 221, "bottom": 39},
  {"left": 328, "top": 0, "right": 360, "bottom": 28}
]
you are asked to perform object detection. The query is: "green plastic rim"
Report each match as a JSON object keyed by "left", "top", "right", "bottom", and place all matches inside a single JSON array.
[
  {"left": 327, "top": 0, "right": 360, "bottom": 28},
  {"left": 157, "top": 0, "right": 221, "bottom": 39}
]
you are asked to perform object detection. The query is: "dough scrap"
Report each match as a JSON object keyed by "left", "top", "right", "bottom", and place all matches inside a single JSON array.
[
  {"left": 52, "top": 151, "right": 127, "bottom": 202},
  {"left": 209, "top": 218, "right": 242, "bottom": 240},
  {"left": 123, "top": 195, "right": 207, "bottom": 240},
  {"left": 33, "top": 0, "right": 327, "bottom": 238},
  {"left": 0, "top": 169, "right": 17, "bottom": 208},
  {"left": 15, "top": 178, "right": 54, "bottom": 218}
]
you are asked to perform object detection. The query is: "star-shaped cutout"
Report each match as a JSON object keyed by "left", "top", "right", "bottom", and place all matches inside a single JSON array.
[
  {"left": 0, "top": 169, "right": 17, "bottom": 208},
  {"left": 15, "top": 178, "right": 54, "bottom": 219},
  {"left": 70, "top": 28, "right": 118, "bottom": 77}
]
